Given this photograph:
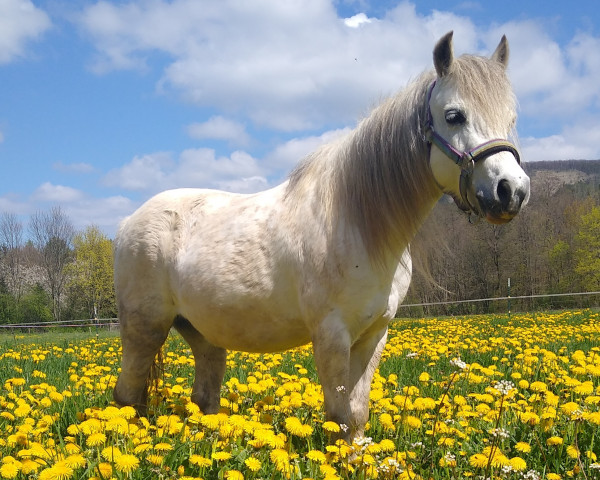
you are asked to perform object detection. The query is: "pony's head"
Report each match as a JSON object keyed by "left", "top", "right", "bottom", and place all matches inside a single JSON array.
[{"left": 427, "top": 32, "right": 529, "bottom": 224}]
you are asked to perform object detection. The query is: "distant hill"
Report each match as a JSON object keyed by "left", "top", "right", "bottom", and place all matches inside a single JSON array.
[
  {"left": 524, "top": 159, "right": 600, "bottom": 176},
  {"left": 524, "top": 160, "right": 600, "bottom": 196}
]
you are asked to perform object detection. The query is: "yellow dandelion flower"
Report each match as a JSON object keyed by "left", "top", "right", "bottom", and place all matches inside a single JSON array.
[
  {"left": 574, "top": 381, "right": 594, "bottom": 395},
  {"left": 105, "top": 417, "right": 128, "bottom": 433},
  {"left": 306, "top": 450, "right": 327, "bottom": 464},
  {"left": 270, "top": 449, "right": 290, "bottom": 472},
  {"left": 584, "top": 411, "right": 600, "bottom": 425},
  {"left": 379, "top": 439, "right": 396, "bottom": 451},
  {"left": 49, "top": 391, "right": 64, "bottom": 403},
  {"left": 118, "top": 406, "right": 137, "bottom": 419},
  {"left": 153, "top": 442, "right": 173, "bottom": 452},
  {"left": 86, "top": 433, "right": 106, "bottom": 447},
  {"left": 284, "top": 416, "right": 313, "bottom": 437},
  {"left": 101, "top": 446, "right": 121, "bottom": 462},
  {"left": 189, "top": 455, "right": 212, "bottom": 467},
  {"left": 403, "top": 415, "right": 422, "bottom": 429},
  {"left": 586, "top": 451, "right": 597, "bottom": 461},
  {"left": 13, "top": 403, "right": 31, "bottom": 418},
  {"left": 64, "top": 444, "right": 80, "bottom": 455},
  {"left": 547, "top": 436, "right": 564, "bottom": 446},
  {"left": 244, "top": 457, "right": 262, "bottom": 472},
  {"left": 0, "top": 462, "right": 20, "bottom": 479},
  {"left": 322, "top": 421, "right": 341, "bottom": 433},
  {"left": 114, "top": 454, "right": 139, "bottom": 474},
  {"left": 211, "top": 451, "right": 232, "bottom": 462},
  {"left": 509, "top": 456, "right": 527, "bottom": 471},
  {"left": 379, "top": 413, "right": 394, "bottom": 429},
  {"left": 518, "top": 379, "right": 529, "bottom": 389},
  {"left": 224, "top": 470, "right": 243, "bottom": 480},
  {"left": 20, "top": 459, "right": 42, "bottom": 475},
  {"left": 413, "top": 397, "right": 436, "bottom": 411},
  {"left": 530, "top": 381, "right": 548, "bottom": 392},
  {"left": 96, "top": 462, "right": 112, "bottom": 479},
  {"left": 566, "top": 445, "right": 580, "bottom": 459},
  {"left": 320, "top": 464, "right": 338, "bottom": 477},
  {"left": 64, "top": 454, "right": 86, "bottom": 469},
  {"left": 560, "top": 402, "right": 580, "bottom": 415},
  {"left": 133, "top": 443, "right": 152, "bottom": 454},
  {"left": 418, "top": 372, "right": 430, "bottom": 382},
  {"left": 514, "top": 442, "right": 531, "bottom": 453},
  {"left": 546, "top": 474, "right": 561, "bottom": 480},
  {"left": 145, "top": 454, "right": 164, "bottom": 466},
  {"left": 39, "top": 462, "right": 74, "bottom": 480},
  {"left": 469, "top": 453, "right": 489, "bottom": 469}
]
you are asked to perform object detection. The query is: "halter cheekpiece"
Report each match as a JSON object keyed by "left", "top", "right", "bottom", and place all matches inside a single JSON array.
[{"left": 424, "top": 81, "right": 521, "bottom": 218}]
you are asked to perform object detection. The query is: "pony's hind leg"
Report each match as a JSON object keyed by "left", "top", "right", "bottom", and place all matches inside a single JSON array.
[
  {"left": 113, "top": 309, "right": 172, "bottom": 412},
  {"left": 173, "top": 316, "right": 226, "bottom": 414}
]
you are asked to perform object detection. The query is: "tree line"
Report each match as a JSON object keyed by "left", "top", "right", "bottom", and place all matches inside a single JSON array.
[
  {"left": 0, "top": 207, "right": 115, "bottom": 324},
  {"left": 1, "top": 162, "right": 599, "bottom": 324}
]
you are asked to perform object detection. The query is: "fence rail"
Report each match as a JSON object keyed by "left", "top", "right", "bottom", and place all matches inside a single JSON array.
[
  {"left": 398, "top": 290, "right": 600, "bottom": 317},
  {"left": 0, "top": 318, "right": 119, "bottom": 331},
  {"left": 1, "top": 291, "right": 600, "bottom": 330}
]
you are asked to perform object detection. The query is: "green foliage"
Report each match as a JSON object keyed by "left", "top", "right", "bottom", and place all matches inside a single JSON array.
[
  {"left": 66, "top": 225, "right": 116, "bottom": 318},
  {"left": 575, "top": 205, "right": 600, "bottom": 290},
  {"left": 19, "top": 284, "right": 53, "bottom": 324}
]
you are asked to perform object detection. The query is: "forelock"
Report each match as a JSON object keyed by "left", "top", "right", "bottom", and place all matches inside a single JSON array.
[{"left": 449, "top": 54, "right": 516, "bottom": 129}]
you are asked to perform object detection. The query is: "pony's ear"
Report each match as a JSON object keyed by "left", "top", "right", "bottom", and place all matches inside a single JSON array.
[
  {"left": 433, "top": 31, "right": 454, "bottom": 77},
  {"left": 491, "top": 35, "right": 509, "bottom": 68}
]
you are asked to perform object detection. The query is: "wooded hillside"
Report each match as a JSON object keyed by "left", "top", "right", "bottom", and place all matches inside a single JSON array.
[{"left": 405, "top": 160, "right": 600, "bottom": 315}]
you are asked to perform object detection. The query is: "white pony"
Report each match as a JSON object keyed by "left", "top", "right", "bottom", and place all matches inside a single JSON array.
[{"left": 113, "top": 32, "right": 530, "bottom": 441}]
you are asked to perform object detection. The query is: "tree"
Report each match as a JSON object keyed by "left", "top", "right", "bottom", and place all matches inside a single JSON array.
[
  {"left": 67, "top": 225, "right": 115, "bottom": 319},
  {"left": 0, "top": 212, "right": 24, "bottom": 302},
  {"left": 575, "top": 205, "right": 600, "bottom": 291},
  {"left": 29, "top": 207, "right": 74, "bottom": 322}
]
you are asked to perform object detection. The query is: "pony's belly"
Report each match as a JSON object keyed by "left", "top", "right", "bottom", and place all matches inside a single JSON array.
[{"left": 183, "top": 310, "right": 312, "bottom": 353}]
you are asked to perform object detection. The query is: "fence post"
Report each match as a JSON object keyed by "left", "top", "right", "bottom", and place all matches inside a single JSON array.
[{"left": 507, "top": 277, "right": 511, "bottom": 319}]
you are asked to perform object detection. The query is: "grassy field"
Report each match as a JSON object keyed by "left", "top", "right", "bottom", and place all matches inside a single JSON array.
[{"left": 0, "top": 310, "right": 599, "bottom": 479}]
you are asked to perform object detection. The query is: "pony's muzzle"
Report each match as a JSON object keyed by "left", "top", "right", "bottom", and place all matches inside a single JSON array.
[{"left": 476, "top": 173, "right": 530, "bottom": 224}]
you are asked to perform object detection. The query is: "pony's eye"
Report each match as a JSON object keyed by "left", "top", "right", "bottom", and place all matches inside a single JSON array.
[{"left": 445, "top": 109, "right": 467, "bottom": 125}]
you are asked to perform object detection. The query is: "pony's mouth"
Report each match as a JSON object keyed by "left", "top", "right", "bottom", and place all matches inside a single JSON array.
[{"left": 484, "top": 211, "right": 515, "bottom": 225}]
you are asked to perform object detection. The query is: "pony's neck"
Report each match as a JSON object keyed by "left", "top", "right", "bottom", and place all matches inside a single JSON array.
[{"left": 336, "top": 73, "right": 441, "bottom": 266}]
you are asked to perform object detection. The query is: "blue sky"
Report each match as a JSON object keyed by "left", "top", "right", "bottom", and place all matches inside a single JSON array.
[{"left": 1, "top": 0, "right": 599, "bottom": 236}]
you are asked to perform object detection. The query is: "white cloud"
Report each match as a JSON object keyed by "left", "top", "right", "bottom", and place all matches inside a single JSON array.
[
  {"left": 0, "top": 0, "right": 51, "bottom": 64},
  {"left": 32, "top": 182, "right": 85, "bottom": 203},
  {"left": 186, "top": 116, "right": 250, "bottom": 147},
  {"left": 344, "top": 13, "right": 372, "bottom": 28},
  {"left": 62, "top": 195, "right": 136, "bottom": 236},
  {"left": 103, "top": 148, "right": 266, "bottom": 194},
  {"left": 103, "top": 152, "right": 173, "bottom": 191},
  {"left": 266, "top": 128, "right": 351, "bottom": 171},
  {"left": 78, "top": 0, "right": 473, "bottom": 130},
  {"left": 521, "top": 117, "right": 600, "bottom": 162}
]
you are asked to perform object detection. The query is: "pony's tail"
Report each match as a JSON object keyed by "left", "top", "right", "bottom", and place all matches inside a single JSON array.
[{"left": 147, "top": 348, "right": 165, "bottom": 406}]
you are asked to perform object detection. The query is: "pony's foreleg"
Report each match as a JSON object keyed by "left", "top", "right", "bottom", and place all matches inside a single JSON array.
[
  {"left": 173, "top": 316, "right": 226, "bottom": 414},
  {"left": 347, "top": 324, "right": 389, "bottom": 439},
  {"left": 312, "top": 316, "right": 353, "bottom": 441},
  {"left": 114, "top": 312, "right": 172, "bottom": 412}
]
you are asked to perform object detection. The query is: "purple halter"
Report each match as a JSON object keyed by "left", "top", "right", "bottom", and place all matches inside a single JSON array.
[{"left": 424, "top": 81, "right": 521, "bottom": 216}]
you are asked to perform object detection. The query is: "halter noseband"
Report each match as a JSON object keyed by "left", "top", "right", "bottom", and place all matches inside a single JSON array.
[{"left": 424, "top": 81, "right": 521, "bottom": 217}]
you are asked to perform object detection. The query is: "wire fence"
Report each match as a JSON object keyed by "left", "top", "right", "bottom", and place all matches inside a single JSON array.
[
  {"left": 397, "top": 290, "right": 600, "bottom": 317},
  {"left": 0, "top": 318, "right": 119, "bottom": 333},
  {"left": 1, "top": 291, "right": 600, "bottom": 332}
]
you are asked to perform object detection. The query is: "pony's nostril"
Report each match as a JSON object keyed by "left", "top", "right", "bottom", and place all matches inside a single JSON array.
[{"left": 497, "top": 179, "right": 512, "bottom": 209}]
